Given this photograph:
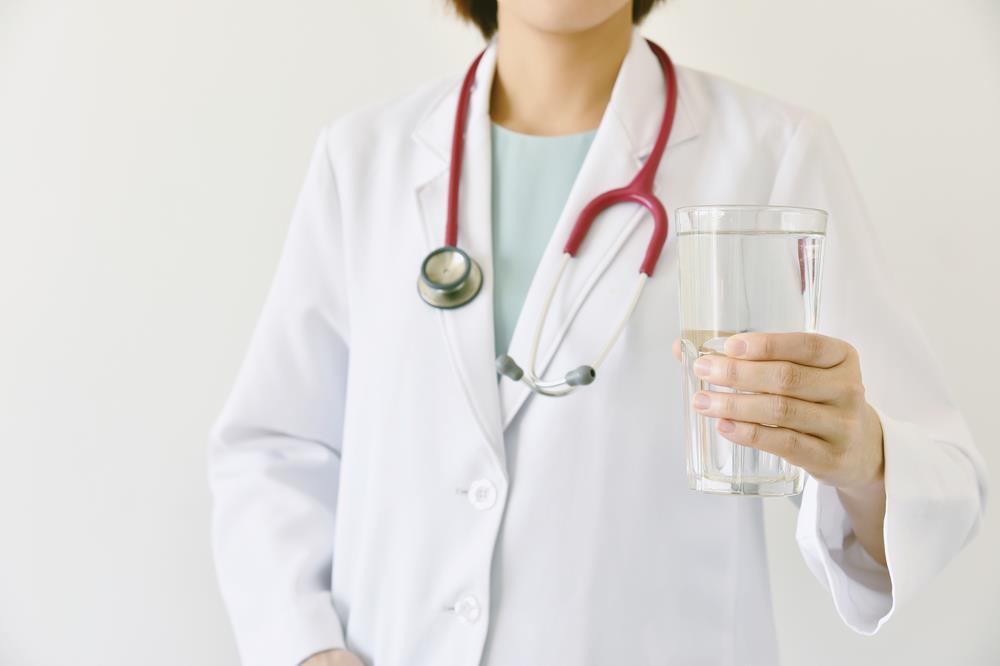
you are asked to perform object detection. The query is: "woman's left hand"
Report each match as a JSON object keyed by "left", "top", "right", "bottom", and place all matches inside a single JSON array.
[{"left": 674, "top": 332, "right": 885, "bottom": 491}]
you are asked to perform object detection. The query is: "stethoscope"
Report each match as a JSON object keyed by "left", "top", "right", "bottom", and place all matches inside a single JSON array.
[{"left": 417, "top": 38, "right": 678, "bottom": 397}]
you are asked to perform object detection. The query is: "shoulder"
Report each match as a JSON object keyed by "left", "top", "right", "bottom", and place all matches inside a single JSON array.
[
  {"left": 675, "top": 63, "right": 835, "bottom": 157},
  {"left": 310, "top": 61, "right": 840, "bottom": 173},
  {"left": 317, "top": 73, "right": 460, "bottom": 169}
]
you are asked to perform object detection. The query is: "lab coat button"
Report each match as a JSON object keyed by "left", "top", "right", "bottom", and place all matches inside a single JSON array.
[
  {"left": 467, "top": 479, "right": 497, "bottom": 510},
  {"left": 454, "top": 595, "right": 481, "bottom": 623}
]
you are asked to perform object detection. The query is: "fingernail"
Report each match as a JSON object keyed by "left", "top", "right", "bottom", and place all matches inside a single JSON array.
[
  {"left": 718, "top": 419, "right": 736, "bottom": 433},
  {"left": 725, "top": 338, "right": 747, "bottom": 357},
  {"left": 692, "top": 357, "right": 712, "bottom": 378},
  {"left": 692, "top": 392, "right": 711, "bottom": 410}
]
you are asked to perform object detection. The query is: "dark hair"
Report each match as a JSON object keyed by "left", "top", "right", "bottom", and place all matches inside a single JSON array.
[{"left": 447, "top": 1, "right": 665, "bottom": 39}]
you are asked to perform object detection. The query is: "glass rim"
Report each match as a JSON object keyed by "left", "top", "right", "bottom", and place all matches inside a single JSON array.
[
  {"left": 674, "top": 204, "right": 828, "bottom": 235},
  {"left": 674, "top": 204, "right": 828, "bottom": 217}
]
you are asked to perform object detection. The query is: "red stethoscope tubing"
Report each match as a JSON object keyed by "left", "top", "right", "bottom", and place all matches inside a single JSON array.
[{"left": 444, "top": 39, "right": 678, "bottom": 276}]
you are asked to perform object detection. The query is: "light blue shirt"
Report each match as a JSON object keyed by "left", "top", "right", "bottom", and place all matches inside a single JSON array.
[{"left": 490, "top": 122, "right": 597, "bottom": 358}]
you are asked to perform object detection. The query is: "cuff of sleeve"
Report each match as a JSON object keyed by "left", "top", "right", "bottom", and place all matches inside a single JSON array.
[
  {"left": 795, "top": 403, "right": 971, "bottom": 635},
  {"left": 796, "top": 474, "right": 894, "bottom": 635},
  {"left": 234, "top": 592, "right": 347, "bottom": 666}
]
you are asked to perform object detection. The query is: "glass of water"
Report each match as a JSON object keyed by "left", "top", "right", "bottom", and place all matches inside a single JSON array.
[{"left": 676, "top": 205, "right": 828, "bottom": 496}]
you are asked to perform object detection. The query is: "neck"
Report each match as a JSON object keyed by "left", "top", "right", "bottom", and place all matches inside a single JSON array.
[{"left": 490, "top": 8, "right": 633, "bottom": 136}]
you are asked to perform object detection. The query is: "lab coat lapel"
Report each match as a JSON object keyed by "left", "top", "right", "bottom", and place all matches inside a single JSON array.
[
  {"left": 413, "top": 41, "right": 507, "bottom": 477},
  {"left": 496, "top": 30, "right": 700, "bottom": 430}
]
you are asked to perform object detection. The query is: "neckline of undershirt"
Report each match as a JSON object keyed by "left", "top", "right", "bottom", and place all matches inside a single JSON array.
[{"left": 490, "top": 122, "right": 598, "bottom": 143}]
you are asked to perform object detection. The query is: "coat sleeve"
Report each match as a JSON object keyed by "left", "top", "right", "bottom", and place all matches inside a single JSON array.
[
  {"left": 208, "top": 124, "right": 351, "bottom": 665},
  {"left": 767, "top": 112, "right": 989, "bottom": 634}
]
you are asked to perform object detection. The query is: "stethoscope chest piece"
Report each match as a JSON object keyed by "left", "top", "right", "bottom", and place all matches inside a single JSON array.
[{"left": 417, "top": 245, "right": 483, "bottom": 309}]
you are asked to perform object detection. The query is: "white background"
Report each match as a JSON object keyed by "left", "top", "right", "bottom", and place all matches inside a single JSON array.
[{"left": 1, "top": 1, "right": 997, "bottom": 664}]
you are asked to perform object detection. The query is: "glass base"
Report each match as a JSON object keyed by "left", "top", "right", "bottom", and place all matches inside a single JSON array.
[{"left": 689, "top": 473, "right": 803, "bottom": 497}]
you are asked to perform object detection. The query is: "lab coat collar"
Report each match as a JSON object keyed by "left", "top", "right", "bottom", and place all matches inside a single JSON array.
[
  {"left": 413, "top": 29, "right": 702, "bottom": 167},
  {"left": 411, "top": 29, "right": 702, "bottom": 475}
]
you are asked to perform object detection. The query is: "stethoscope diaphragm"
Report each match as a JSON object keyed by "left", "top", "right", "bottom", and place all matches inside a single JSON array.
[{"left": 417, "top": 245, "right": 483, "bottom": 309}]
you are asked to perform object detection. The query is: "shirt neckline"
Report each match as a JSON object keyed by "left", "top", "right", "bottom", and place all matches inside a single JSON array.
[{"left": 490, "top": 121, "right": 598, "bottom": 142}]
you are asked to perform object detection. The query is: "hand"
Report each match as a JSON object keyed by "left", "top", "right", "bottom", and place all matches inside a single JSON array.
[
  {"left": 673, "top": 332, "right": 885, "bottom": 490},
  {"left": 301, "top": 649, "right": 365, "bottom": 666}
]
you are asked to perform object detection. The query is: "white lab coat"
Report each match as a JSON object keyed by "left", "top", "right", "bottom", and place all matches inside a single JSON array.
[{"left": 208, "top": 29, "right": 988, "bottom": 666}]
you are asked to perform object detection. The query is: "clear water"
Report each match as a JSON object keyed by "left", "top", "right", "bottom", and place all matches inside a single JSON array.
[{"left": 677, "top": 231, "right": 825, "bottom": 496}]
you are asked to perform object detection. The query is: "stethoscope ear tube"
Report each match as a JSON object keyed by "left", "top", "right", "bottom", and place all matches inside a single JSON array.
[{"left": 497, "top": 255, "right": 648, "bottom": 397}]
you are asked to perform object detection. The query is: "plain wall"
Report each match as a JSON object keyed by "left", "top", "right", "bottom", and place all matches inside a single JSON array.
[{"left": 1, "top": 1, "right": 997, "bottom": 664}]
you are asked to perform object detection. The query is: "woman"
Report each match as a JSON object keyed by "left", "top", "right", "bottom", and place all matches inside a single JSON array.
[{"left": 208, "top": 2, "right": 988, "bottom": 665}]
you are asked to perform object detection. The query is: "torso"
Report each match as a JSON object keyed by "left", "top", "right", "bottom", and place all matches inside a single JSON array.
[{"left": 321, "top": 46, "right": 809, "bottom": 665}]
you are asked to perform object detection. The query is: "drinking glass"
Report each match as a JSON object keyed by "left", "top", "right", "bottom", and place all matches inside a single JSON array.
[{"left": 676, "top": 205, "right": 828, "bottom": 496}]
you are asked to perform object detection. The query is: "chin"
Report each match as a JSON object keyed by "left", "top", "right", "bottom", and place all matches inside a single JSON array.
[{"left": 500, "top": 0, "right": 631, "bottom": 35}]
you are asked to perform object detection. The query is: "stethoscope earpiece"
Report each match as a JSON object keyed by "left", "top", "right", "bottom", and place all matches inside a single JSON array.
[
  {"left": 495, "top": 355, "right": 524, "bottom": 382},
  {"left": 495, "top": 355, "right": 596, "bottom": 396},
  {"left": 565, "top": 366, "right": 595, "bottom": 387}
]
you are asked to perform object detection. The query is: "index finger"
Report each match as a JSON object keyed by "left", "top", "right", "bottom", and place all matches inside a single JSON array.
[{"left": 722, "top": 332, "right": 851, "bottom": 368}]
